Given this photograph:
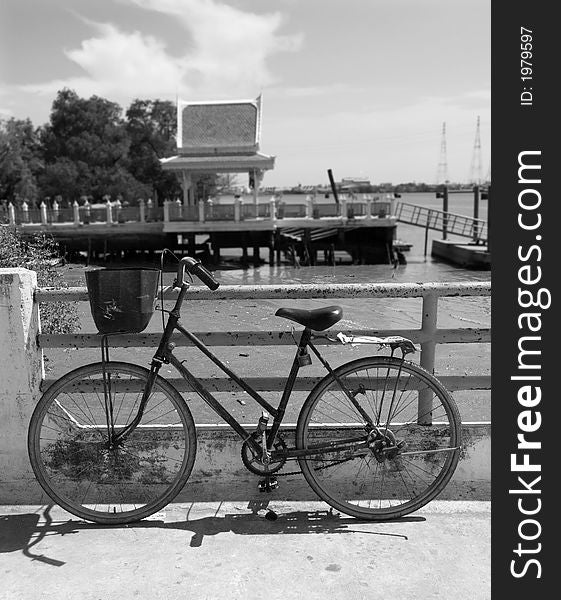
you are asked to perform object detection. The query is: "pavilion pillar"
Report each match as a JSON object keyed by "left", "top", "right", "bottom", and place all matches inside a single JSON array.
[
  {"left": 182, "top": 172, "right": 193, "bottom": 207},
  {"left": 252, "top": 169, "right": 264, "bottom": 211}
]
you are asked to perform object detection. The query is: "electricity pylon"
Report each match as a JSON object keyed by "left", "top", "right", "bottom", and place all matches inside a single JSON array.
[
  {"left": 436, "top": 122, "right": 449, "bottom": 185},
  {"left": 469, "top": 116, "right": 483, "bottom": 185}
]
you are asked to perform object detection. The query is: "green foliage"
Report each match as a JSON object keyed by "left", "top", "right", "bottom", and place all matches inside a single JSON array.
[
  {"left": 0, "top": 227, "right": 80, "bottom": 334},
  {"left": 38, "top": 89, "right": 150, "bottom": 203},
  {"left": 125, "top": 98, "right": 181, "bottom": 201},
  {"left": 0, "top": 118, "right": 44, "bottom": 205},
  {"left": 0, "top": 89, "right": 230, "bottom": 206}
]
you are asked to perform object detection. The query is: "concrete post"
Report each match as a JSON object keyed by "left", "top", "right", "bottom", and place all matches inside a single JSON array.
[
  {"left": 163, "top": 200, "right": 170, "bottom": 223},
  {"left": 105, "top": 199, "right": 113, "bottom": 224},
  {"left": 52, "top": 199, "right": 59, "bottom": 222},
  {"left": 472, "top": 185, "right": 480, "bottom": 242},
  {"left": 340, "top": 197, "right": 348, "bottom": 221},
  {"left": 442, "top": 185, "right": 449, "bottom": 240},
  {"left": 139, "top": 198, "right": 146, "bottom": 223},
  {"left": 419, "top": 292, "right": 438, "bottom": 425},
  {"left": 8, "top": 202, "right": 16, "bottom": 225},
  {"left": 40, "top": 201, "right": 48, "bottom": 225},
  {"left": 73, "top": 200, "right": 80, "bottom": 225},
  {"left": 306, "top": 196, "right": 313, "bottom": 219},
  {"left": 115, "top": 198, "right": 122, "bottom": 223},
  {"left": 0, "top": 268, "right": 43, "bottom": 501}
]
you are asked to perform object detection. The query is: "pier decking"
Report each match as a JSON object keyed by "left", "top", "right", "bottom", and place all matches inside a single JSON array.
[
  {"left": 431, "top": 239, "right": 490, "bottom": 269},
  {"left": 1, "top": 191, "right": 490, "bottom": 268},
  {"left": 1, "top": 196, "right": 397, "bottom": 265}
]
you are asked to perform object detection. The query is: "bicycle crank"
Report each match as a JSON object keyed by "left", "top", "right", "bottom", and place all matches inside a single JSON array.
[{"left": 241, "top": 432, "right": 287, "bottom": 476}]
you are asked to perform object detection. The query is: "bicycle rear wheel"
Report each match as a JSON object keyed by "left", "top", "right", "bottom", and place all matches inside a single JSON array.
[
  {"left": 296, "top": 357, "right": 461, "bottom": 520},
  {"left": 28, "top": 361, "right": 196, "bottom": 525}
]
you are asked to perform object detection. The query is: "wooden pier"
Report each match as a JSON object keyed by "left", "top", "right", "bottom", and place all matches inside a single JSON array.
[
  {"left": 1, "top": 195, "right": 398, "bottom": 266},
  {"left": 394, "top": 185, "right": 491, "bottom": 269},
  {"left": 2, "top": 185, "right": 491, "bottom": 268},
  {"left": 431, "top": 239, "right": 490, "bottom": 269}
]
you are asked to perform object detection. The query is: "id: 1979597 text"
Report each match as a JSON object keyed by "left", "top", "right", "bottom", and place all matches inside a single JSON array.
[{"left": 520, "top": 26, "right": 533, "bottom": 106}]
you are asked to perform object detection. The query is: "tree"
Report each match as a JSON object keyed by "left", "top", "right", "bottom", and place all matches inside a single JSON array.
[
  {"left": 39, "top": 89, "right": 149, "bottom": 202},
  {"left": 0, "top": 118, "right": 43, "bottom": 205},
  {"left": 125, "top": 99, "right": 181, "bottom": 202}
]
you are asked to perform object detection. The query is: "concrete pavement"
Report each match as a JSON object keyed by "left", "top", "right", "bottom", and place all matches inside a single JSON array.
[{"left": 1, "top": 500, "right": 490, "bottom": 600}]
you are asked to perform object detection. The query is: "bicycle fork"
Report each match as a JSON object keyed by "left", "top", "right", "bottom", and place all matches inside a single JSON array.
[{"left": 110, "top": 359, "right": 161, "bottom": 447}]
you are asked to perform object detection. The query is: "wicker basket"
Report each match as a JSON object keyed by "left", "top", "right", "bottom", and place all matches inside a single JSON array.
[{"left": 85, "top": 268, "right": 160, "bottom": 334}]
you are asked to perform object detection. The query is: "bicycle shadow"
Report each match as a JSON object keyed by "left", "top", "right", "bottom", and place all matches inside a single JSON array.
[
  {"left": 142, "top": 499, "right": 422, "bottom": 548},
  {"left": 0, "top": 502, "right": 424, "bottom": 565},
  {"left": 0, "top": 508, "right": 71, "bottom": 567}
]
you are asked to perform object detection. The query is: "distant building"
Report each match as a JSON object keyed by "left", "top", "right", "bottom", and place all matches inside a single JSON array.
[{"left": 340, "top": 176, "right": 371, "bottom": 189}]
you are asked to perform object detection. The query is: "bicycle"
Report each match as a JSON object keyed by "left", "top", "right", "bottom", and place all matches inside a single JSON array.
[{"left": 28, "top": 256, "right": 462, "bottom": 525}]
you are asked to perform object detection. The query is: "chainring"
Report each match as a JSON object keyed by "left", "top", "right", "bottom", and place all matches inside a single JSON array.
[{"left": 241, "top": 432, "right": 287, "bottom": 475}]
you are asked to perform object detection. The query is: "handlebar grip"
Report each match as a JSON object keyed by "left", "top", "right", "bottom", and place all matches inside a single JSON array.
[{"left": 190, "top": 262, "right": 220, "bottom": 291}]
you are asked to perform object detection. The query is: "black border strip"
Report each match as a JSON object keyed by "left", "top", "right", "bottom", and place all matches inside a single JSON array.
[{"left": 492, "top": 2, "right": 554, "bottom": 595}]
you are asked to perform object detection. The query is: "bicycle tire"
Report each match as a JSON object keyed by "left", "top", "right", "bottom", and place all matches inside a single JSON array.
[
  {"left": 28, "top": 361, "right": 196, "bottom": 525},
  {"left": 296, "top": 356, "right": 461, "bottom": 520}
]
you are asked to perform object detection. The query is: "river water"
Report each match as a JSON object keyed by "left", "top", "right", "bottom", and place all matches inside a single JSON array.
[{"left": 54, "top": 191, "right": 491, "bottom": 422}]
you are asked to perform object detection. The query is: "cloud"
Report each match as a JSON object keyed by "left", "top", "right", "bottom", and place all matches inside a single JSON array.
[
  {"left": 24, "top": 23, "right": 185, "bottom": 99},
  {"left": 0, "top": 85, "right": 14, "bottom": 120},
  {"left": 261, "top": 90, "right": 491, "bottom": 185},
  {"left": 21, "top": 0, "right": 301, "bottom": 105}
]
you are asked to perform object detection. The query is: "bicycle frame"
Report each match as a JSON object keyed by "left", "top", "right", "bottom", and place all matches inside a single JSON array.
[{"left": 112, "top": 282, "right": 374, "bottom": 461}]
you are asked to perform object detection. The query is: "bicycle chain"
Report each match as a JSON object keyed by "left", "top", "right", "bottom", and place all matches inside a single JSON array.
[{"left": 267, "top": 454, "right": 359, "bottom": 478}]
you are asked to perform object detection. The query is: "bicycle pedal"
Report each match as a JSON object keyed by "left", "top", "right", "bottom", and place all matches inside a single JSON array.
[{"left": 258, "top": 477, "right": 278, "bottom": 493}]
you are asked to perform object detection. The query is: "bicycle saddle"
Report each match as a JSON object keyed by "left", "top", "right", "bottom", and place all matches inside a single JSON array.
[{"left": 275, "top": 305, "right": 343, "bottom": 331}]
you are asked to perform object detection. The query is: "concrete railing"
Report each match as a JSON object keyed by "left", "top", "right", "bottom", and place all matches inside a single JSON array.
[
  {"left": 0, "top": 270, "right": 491, "bottom": 504},
  {"left": 37, "top": 281, "right": 491, "bottom": 393},
  {"left": 1, "top": 195, "right": 394, "bottom": 228}
]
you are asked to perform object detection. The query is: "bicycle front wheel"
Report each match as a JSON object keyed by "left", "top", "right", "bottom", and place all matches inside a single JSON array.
[
  {"left": 28, "top": 362, "right": 196, "bottom": 525},
  {"left": 296, "top": 357, "right": 461, "bottom": 520}
]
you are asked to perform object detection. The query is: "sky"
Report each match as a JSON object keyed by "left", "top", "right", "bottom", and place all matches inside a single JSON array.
[{"left": 0, "top": 0, "right": 490, "bottom": 188}]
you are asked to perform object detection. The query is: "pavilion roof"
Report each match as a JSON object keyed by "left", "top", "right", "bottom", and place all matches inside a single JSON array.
[
  {"left": 160, "top": 152, "right": 275, "bottom": 173},
  {"left": 176, "top": 96, "right": 263, "bottom": 156}
]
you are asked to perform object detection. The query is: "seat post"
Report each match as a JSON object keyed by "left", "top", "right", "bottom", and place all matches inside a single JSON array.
[
  {"left": 298, "top": 327, "right": 313, "bottom": 350},
  {"left": 268, "top": 327, "right": 312, "bottom": 445}
]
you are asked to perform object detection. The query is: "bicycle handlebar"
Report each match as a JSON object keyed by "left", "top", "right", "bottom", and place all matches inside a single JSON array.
[{"left": 176, "top": 257, "right": 220, "bottom": 291}]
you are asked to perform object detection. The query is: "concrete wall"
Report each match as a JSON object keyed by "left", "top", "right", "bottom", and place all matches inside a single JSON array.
[
  {"left": 0, "top": 268, "right": 491, "bottom": 505},
  {"left": 0, "top": 269, "right": 43, "bottom": 501},
  {"left": 175, "top": 424, "right": 491, "bottom": 503}
]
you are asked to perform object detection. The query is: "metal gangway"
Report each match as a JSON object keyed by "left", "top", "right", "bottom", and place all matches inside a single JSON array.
[{"left": 394, "top": 202, "right": 488, "bottom": 244}]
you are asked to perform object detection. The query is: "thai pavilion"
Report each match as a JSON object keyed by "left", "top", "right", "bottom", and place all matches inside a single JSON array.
[{"left": 160, "top": 95, "right": 275, "bottom": 206}]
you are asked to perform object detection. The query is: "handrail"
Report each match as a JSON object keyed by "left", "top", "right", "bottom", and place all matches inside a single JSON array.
[
  {"left": 395, "top": 202, "right": 488, "bottom": 242},
  {"left": 36, "top": 281, "right": 491, "bottom": 396},
  {"left": 36, "top": 281, "right": 490, "bottom": 302}
]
